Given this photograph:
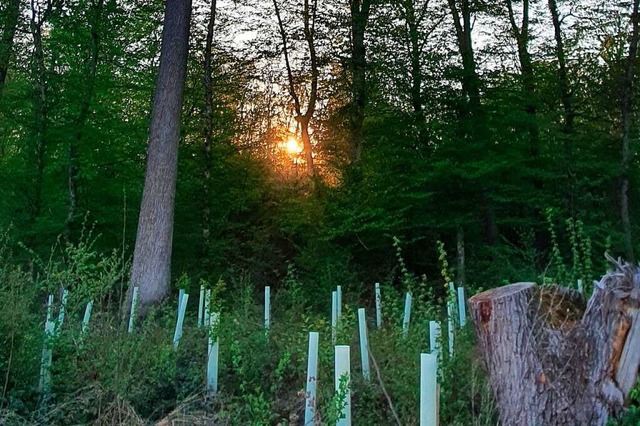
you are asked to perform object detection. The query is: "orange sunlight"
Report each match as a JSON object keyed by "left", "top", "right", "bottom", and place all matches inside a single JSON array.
[{"left": 285, "top": 137, "right": 302, "bottom": 155}]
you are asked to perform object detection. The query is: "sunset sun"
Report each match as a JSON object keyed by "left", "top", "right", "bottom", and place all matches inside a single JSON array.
[{"left": 285, "top": 137, "right": 302, "bottom": 155}]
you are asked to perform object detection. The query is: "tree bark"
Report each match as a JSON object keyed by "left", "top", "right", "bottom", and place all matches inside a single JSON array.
[
  {"left": 0, "top": 0, "right": 21, "bottom": 92},
  {"left": 202, "top": 0, "right": 217, "bottom": 266},
  {"left": 65, "top": 0, "right": 104, "bottom": 241},
  {"left": 29, "top": 0, "right": 50, "bottom": 224},
  {"left": 619, "top": 0, "right": 639, "bottom": 263},
  {"left": 469, "top": 262, "right": 640, "bottom": 425},
  {"left": 395, "top": 0, "right": 440, "bottom": 148},
  {"left": 505, "top": 0, "right": 539, "bottom": 160},
  {"left": 447, "top": 0, "right": 480, "bottom": 114},
  {"left": 129, "top": 0, "right": 192, "bottom": 314},
  {"left": 273, "top": 0, "right": 317, "bottom": 176},
  {"left": 349, "top": 0, "right": 372, "bottom": 163},
  {"left": 547, "top": 0, "right": 574, "bottom": 132}
]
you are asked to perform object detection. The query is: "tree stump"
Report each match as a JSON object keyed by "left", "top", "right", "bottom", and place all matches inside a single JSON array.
[{"left": 469, "top": 261, "right": 640, "bottom": 426}]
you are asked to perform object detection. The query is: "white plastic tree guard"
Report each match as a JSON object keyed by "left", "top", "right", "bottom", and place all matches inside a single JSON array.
[
  {"left": 334, "top": 345, "right": 352, "bottom": 426},
  {"left": 82, "top": 300, "right": 93, "bottom": 335},
  {"left": 402, "top": 292, "right": 412, "bottom": 339},
  {"left": 374, "top": 282, "right": 382, "bottom": 329},
  {"left": 357, "top": 308, "right": 370, "bottom": 381},
  {"left": 457, "top": 287, "right": 467, "bottom": 327},
  {"left": 429, "top": 320, "right": 441, "bottom": 355},
  {"left": 128, "top": 286, "right": 139, "bottom": 333},
  {"left": 207, "top": 311, "right": 220, "bottom": 394},
  {"left": 420, "top": 352, "right": 438, "bottom": 426},
  {"left": 332, "top": 291, "right": 338, "bottom": 344},
  {"left": 304, "top": 331, "right": 319, "bottom": 425},
  {"left": 264, "top": 286, "right": 271, "bottom": 332},
  {"left": 173, "top": 293, "right": 189, "bottom": 348},
  {"left": 204, "top": 289, "right": 211, "bottom": 327},
  {"left": 198, "top": 284, "right": 205, "bottom": 327}
]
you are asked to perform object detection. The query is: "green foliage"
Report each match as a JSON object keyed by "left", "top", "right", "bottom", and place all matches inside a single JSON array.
[
  {"left": 0, "top": 231, "right": 501, "bottom": 425},
  {"left": 544, "top": 208, "right": 599, "bottom": 291},
  {"left": 608, "top": 382, "right": 640, "bottom": 426}
]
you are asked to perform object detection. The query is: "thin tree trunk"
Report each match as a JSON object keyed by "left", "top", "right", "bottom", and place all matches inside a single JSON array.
[
  {"left": 273, "top": 0, "right": 317, "bottom": 176},
  {"left": 65, "top": 0, "right": 104, "bottom": 241},
  {"left": 620, "top": 0, "right": 639, "bottom": 263},
  {"left": 129, "top": 0, "right": 192, "bottom": 314},
  {"left": 506, "top": 0, "right": 539, "bottom": 160},
  {"left": 202, "top": 0, "right": 217, "bottom": 263},
  {"left": 402, "top": 0, "right": 427, "bottom": 146},
  {"left": 469, "top": 262, "right": 640, "bottom": 425},
  {"left": 448, "top": 0, "right": 498, "bottom": 246},
  {"left": 0, "top": 0, "right": 21, "bottom": 93},
  {"left": 29, "top": 0, "right": 49, "bottom": 223},
  {"left": 349, "top": 0, "right": 372, "bottom": 163},
  {"left": 447, "top": 0, "right": 480, "bottom": 114},
  {"left": 548, "top": 0, "right": 573, "bottom": 131}
]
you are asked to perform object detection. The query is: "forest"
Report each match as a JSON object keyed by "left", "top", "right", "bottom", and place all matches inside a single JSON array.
[{"left": 1, "top": 0, "right": 640, "bottom": 424}]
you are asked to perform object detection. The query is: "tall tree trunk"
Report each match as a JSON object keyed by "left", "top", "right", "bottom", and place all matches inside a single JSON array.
[
  {"left": 29, "top": 0, "right": 50, "bottom": 224},
  {"left": 202, "top": 0, "right": 216, "bottom": 266},
  {"left": 65, "top": 0, "right": 104, "bottom": 241},
  {"left": 620, "top": 0, "right": 639, "bottom": 263},
  {"left": 548, "top": 0, "right": 579, "bottom": 214},
  {"left": 349, "top": 0, "right": 372, "bottom": 163},
  {"left": 506, "top": 0, "right": 539, "bottom": 160},
  {"left": 469, "top": 262, "right": 640, "bottom": 425},
  {"left": 0, "top": 0, "right": 21, "bottom": 93},
  {"left": 548, "top": 0, "right": 574, "bottom": 131},
  {"left": 129, "top": 0, "right": 192, "bottom": 314},
  {"left": 401, "top": 0, "right": 427, "bottom": 146},
  {"left": 448, "top": 0, "right": 498, "bottom": 245},
  {"left": 447, "top": 0, "right": 480, "bottom": 114}
]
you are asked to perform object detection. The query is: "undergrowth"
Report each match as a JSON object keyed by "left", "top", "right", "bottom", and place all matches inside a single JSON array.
[{"left": 0, "top": 230, "right": 636, "bottom": 425}]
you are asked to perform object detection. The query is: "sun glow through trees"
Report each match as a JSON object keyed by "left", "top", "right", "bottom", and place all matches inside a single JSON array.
[{"left": 285, "top": 137, "right": 302, "bottom": 155}]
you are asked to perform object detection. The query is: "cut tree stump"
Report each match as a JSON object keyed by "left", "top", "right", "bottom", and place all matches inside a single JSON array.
[{"left": 469, "top": 260, "right": 640, "bottom": 426}]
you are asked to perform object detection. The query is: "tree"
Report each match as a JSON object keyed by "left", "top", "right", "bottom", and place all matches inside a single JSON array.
[
  {"left": 348, "top": 0, "right": 373, "bottom": 163},
  {"left": 0, "top": 0, "right": 21, "bottom": 91},
  {"left": 64, "top": 0, "right": 105, "bottom": 241},
  {"left": 202, "top": 0, "right": 217, "bottom": 268},
  {"left": 28, "top": 0, "right": 53, "bottom": 226},
  {"left": 547, "top": 0, "right": 574, "bottom": 131},
  {"left": 273, "top": 0, "right": 319, "bottom": 176},
  {"left": 129, "top": 0, "right": 192, "bottom": 314},
  {"left": 619, "top": 0, "right": 640, "bottom": 262}
]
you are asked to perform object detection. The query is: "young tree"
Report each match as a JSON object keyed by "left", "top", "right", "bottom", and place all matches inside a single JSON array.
[{"left": 129, "top": 0, "right": 192, "bottom": 313}]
